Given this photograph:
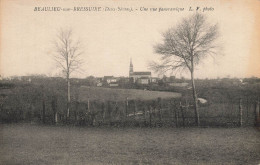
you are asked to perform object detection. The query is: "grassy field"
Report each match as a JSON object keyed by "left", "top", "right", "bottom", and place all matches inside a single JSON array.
[
  {"left": 77, "top": 86, "right": 181, "bottom": 101},
  {"left": 0, "top": 124, "right": 260, "bottom": 165}
]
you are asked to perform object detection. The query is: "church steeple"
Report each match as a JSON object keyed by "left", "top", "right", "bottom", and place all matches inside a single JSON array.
[{"left": 129, "top": 58, "right": 133, "bottom": 77}]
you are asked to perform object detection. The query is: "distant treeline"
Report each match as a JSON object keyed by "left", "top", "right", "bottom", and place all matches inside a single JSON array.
[{"left": 2, "top": 75, "right": 260, "bottom": 89}]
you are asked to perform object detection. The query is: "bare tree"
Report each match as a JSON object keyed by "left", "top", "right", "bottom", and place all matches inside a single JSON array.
[
  {"left": 52, "top": 28, "right": 83, "bottom": 119},
  {"left": 150, "top": 13, "right": 220, "bottom": 126}
]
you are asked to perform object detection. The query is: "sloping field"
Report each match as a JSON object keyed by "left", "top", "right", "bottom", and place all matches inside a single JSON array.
[{"left": 77, "top": 86, "right": 181, "bottom": 102}]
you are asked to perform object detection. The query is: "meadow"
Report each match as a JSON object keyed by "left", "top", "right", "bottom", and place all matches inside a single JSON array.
[
  {"left": 78, "top": 86, "right": 181, "bottom": 101},
  {"left": 0, "top": 124, "right": 260, "bottom": 165}
]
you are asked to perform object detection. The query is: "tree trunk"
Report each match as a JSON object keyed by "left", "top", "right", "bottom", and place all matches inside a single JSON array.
[
  {"left": 191, "top": 70, "right": 200, "bottom": 126},
  {"left": 67, "top": 79, "right": 70, "bottom": 119}
]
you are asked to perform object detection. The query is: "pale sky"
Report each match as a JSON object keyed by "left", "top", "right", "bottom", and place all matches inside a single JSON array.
[{"left": 1, "top": 0, "right": 259, "bottom": 79}]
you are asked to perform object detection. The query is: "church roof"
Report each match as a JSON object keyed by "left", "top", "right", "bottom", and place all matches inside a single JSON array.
[{"left": 133, "top": 72, "right": 151, "bottom": 76}]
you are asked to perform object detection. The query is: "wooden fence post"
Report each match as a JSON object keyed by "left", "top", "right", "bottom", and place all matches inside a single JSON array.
[
  {"left": 185, "top": 99, "right": 189, "bottom": 126},
  {"left": 231, "top": 99, "right": 233, "bottom": 117},
  {"left": 239, "top": 98, "right": 243, "bottom": 127},
  {"left": 134, "top": 100, "right": 137, "bottom": 117},
  {"left": 142, "top": 102, "right": 146, "bottom": 124},
  {"left": 102, "top": 101, "right": 105, "bottom": 123},
  {"left": 107, "top": 101, "right": 112, "bottom": 125},
  {"left": 180, "top": 102, "right": 185, "bottom": 127},
  {"left": 157, "top": 98, "right": 162, "bottom": 122},
  {"left": 42, "top": 98, "right": 46, "bottom": 124},
  {"left": 125, "top": 97, "right": 128, "bottom": 119},
  {"left": 175, "top": 102, "right": 179, "bottom": 127},
  {"left": 246, "top": 96, "right": 249, "bottom": 118},
  {"left": 170, "top": 101, "right": 174, "bottom": 126},
  {"left": 255, "top": 99, "right": 260, "bottom": 126},
  {"left": 149, "top": 105, "right": 152, "bottom": 127},
  {"left": 90, "top": 101, "right": 96, "bottom": 126},
  {"left": 54, "top": 101, "right": 57, "bottom": 124},
  {"left": 75, "top": 101, "right": 79, "bottom": 122},
  {"left": 51, "top": 96, "right": 58, "bottom": 124},
  {"left": 74, "top": 108, "right": 77, "bottom": 122},
  {"left": 115, "top": 101, "right": 120, "bottom": 121},
  {"left": 88, "top": 98, "right": 90, "bottom": 113}
]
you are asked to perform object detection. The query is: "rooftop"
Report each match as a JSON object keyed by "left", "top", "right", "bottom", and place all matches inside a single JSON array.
[{"left": 132, "top": 72, "right": 151, "bottom": 76}]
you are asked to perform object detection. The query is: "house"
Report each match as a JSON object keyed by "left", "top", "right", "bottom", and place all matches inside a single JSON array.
[
  {"left": 102, "top": 76, "right": 119, "bottom": 87},
  {"left": 151, "top": 77, "right": 160, "bottom": 83},
  {"left": 136, "top": 77, "right": 150, "bottom": 85},
  {"left": 103, "top": 76, "right": 117, "bottom": 84}
]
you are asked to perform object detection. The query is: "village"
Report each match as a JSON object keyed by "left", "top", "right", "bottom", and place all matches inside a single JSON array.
[{"left": 0, "top": 57, "right": 250, "bottom": 90}]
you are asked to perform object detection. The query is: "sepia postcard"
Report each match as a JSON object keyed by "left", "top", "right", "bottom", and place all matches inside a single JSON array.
[{"left": 0, "top": 0, "right": 260, "bottom": 164}]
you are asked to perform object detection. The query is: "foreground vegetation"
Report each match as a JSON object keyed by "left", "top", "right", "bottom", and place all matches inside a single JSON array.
[
  {"left": 0, "top": 77, "right": 259, "bottom": 126},
  {"left": 1, "top": 124, "right": 260, "bottom": 165}
]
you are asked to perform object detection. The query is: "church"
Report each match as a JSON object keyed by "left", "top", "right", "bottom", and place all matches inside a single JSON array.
[{"left": 129, "top": 58, "right": 151, "bottom": 84}]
